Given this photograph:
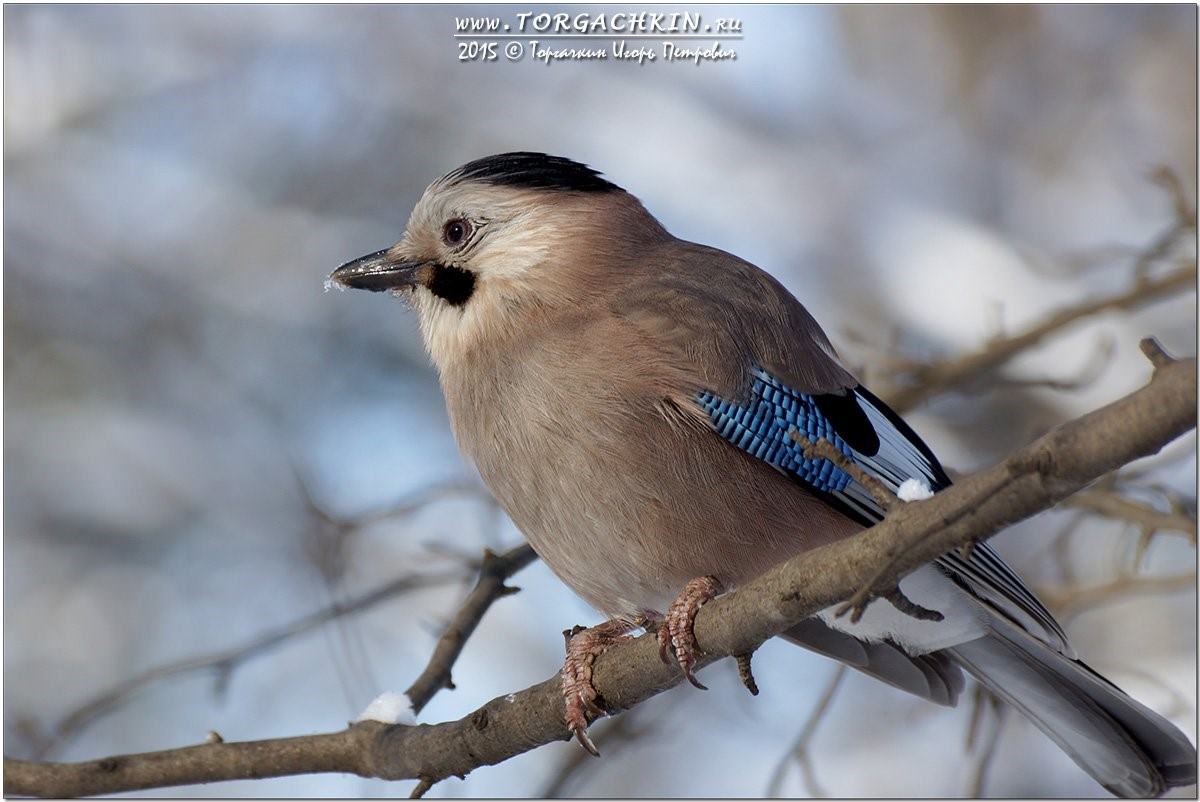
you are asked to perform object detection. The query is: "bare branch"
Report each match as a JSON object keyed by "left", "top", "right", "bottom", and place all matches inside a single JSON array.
[
  {"left": 965, "top": 688, "right": 1007, "bottom": 797},
  {"left": 5, "top": 350, "right": 1194, "bottom": 797},
  {"left": 404, "top": 544, "right": 537, "bottom": 715},
  {"left": 540, "top": 705, "right": 656, "bottom": 797},
  {"left": 1039, "top": 573, "right": 1196, "bottom": 623},
  {"left": 1062, "top": 489, "right": 1196, "bottom": 544},
  {"left": 865, "top": 182, "right": 1196, "bottom": 412},
  {"left": 32, "top": 568, "right": 464, "bottom": 760},
  {"left": 766, "top": 664, "right": 847, "bottom": 796},
  {"left": 880, "top": 263, "right": 1195, "bottom": 412}
]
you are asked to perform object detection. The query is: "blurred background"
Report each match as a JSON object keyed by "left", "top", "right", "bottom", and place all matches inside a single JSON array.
[{"left": 4, "top": 4, "right": 1196, "bottom": 797}]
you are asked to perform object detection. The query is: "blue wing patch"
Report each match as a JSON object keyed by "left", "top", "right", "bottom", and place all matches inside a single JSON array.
[
  {"left": 696, "top": 373, "right": 854, "bottom": 494},
  {"left": 697, "top": 368, "right": 943, "bottom": 523},
  {"left": 696, "top": 367, "right": 1071, "bottom": 654}
]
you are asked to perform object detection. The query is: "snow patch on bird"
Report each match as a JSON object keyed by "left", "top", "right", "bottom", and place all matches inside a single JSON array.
[
  {"left": 323, "top": 276, "right": 345, "bottom": 293},
  {"left": 897, "top": 478, "right": 934, "bottom": 502},
  {"left": 356, "top": 691, "right": 416, "bottom": 725}
]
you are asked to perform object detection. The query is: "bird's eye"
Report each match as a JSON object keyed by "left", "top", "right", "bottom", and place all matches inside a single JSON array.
[{"left": 442, "top": 218, "right": 472, "bottom": 247}]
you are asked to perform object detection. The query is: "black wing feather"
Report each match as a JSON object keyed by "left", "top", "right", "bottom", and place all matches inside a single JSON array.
[{"left": 699, "top": 371, "right": 1071, "bottom": 656}]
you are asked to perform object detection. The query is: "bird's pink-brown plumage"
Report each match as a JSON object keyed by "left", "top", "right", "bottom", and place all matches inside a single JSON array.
[
  {"left": 437, "top": 219, "right": 860, "bottom": 617},
  {"left": 331, "top": 153, "right": 1196, "bottom": 797}
]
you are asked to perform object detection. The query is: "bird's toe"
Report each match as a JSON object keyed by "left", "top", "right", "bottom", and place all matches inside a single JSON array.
[
  {"left": 561, "top": 618, "right": 638, "bottom": 755},
  {"left": 661, "top": 575, "right": 724, "bottom": 689}
]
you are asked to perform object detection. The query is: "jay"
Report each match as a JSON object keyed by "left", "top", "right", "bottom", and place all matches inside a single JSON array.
[{"left": 331, "top": 152, "right": 1195, "bottom": 797}]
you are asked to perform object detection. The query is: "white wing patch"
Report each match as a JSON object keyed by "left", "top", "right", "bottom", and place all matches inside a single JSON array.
[
  {"left": 830, "top": 389, "right": 945, "bottom": 522},
  {"left": 856, "top": 391, "right": 942, "bottom": 494}
]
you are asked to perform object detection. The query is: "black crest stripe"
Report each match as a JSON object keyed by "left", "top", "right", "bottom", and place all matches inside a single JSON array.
[{"left": 445, "top": 152, "right": 620, "bottom": 193}]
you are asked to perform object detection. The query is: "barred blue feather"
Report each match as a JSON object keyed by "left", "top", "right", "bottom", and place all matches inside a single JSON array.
[
  {"left": 697, "top": 366, "right": 1070, "bottom": 653},
  {"left": 696, "top": 372, "right": 854, "bottom": 494},
  {"left": 700, "top": 369, "right": 859, "bottom": 494}
]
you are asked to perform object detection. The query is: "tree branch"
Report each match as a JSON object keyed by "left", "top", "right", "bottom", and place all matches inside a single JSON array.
[
  {"left": 404, "top": 544, "right": 537, "bottom": 715},
  {"left": 28, "top": 568, "right": 465, "bottom": 761},
  {"left": 880, "top": 263, "right": 1194, "bottom": 412},
  {"left": 766, "top": 664, "right": 847, "bottom": 796},
  {"left": 1062, "top": 489, "right": 1196, "bottom": 543},
  {"left": 1039, "top": 572, "right": 1197, "bottom": 623},
  {"left": 6, "top": 345, "right": 1195, "bottom": 798},
  {"left": 965, "top": 688, "right": 1007, "bottom": 797},
  {"left": 23, "top": 479, "right": 503, "bottom": 761}
]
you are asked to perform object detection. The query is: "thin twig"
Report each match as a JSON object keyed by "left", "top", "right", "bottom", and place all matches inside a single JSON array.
[
  {"left": 882, "top": 588, "right": 944, "bottom": 621},
  {"left": 834, "top": 471, "right": 1014, "bottom": 622},
  {"left": 405, "top": 544, "right": 538, "bottom": 715},
  {"left": 1062, "top": 490, "right": 1196, "bottom": 544},
  {"left": 881, "top": 262, "right": 1194, "bottom": 412},
  {"left": 794, "top": 434, "right": 949, "bottom": 623},
  {"left": 735, "top": 652, "right": 760, "bottom": 696},
  {"left": 766, "top": 665, "right": 847, "bottom": 796},
  {"left": 1148, "top": 166, "right": 1197, "bottom": 234},
  {"left": 539, "top": 705, "right": 656, "bottom": 797},
  {"left": 409, "top": 776, "right": 434, "bottom": 799},
  {"left": 1140, "top": 337, "right": 1178, "bottom": 370},
  {"left": 1038, "top": 573, "right": 1196, "bottom": 623},
  {"left": 33, "top": 568, "right": 464, "bottom": 760},
  {"left": 298, "top": 474, "right": 492, "bottom": 539},
  {"left": 976, "top": 334, "right": 1114, "bottom": 393},
  {"left": 965, "top": 689, "right": 1007, "bottom": 797},
  {"left": 794, "top": 435, "right": 896, "bottom": 511}
]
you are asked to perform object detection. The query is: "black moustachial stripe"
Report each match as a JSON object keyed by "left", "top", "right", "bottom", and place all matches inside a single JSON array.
[
  {"left": 427, "top": 263, "right": 476, "bottom": 306},
  {"left": 446, "top": 152, "right": 621, "bottom": 193}
]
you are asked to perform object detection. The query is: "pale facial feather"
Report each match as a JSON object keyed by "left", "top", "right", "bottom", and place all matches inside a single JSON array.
[{"left": 397, "top": 181, "right": 664, "bottom": 371}]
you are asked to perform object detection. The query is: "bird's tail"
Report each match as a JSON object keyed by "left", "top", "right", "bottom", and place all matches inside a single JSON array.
[{"left": 946, "top": 618, "right": 1197, "bottom": 798}]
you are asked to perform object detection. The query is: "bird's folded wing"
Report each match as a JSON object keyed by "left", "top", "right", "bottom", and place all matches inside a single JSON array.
[{"left": 690, "top": 366, "right": 1072, "bottom": 657}]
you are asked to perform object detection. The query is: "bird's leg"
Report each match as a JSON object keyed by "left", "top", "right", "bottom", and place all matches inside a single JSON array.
[
  {"left": 562, "top": 617, "right": 640, "bottom": 756},
  {"left": 658, "top": 575, "right": 725, "bottom": 690}
]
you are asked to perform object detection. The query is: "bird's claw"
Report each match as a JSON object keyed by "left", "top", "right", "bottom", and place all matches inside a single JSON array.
[
  {"left": 562, "top": 618, "right": 638, "bottom": 755},
  {"left": 657, "top": 575, "right": 724, "bottom": 690}
]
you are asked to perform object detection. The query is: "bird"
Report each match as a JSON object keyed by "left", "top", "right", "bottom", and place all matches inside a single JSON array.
[{"left": 329, "top": 152, "right": 1196, "bottom": 797}]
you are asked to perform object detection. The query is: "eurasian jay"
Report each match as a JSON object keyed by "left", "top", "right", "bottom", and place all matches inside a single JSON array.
[{"left": 330, "top": 152, "right": 1196, "bottom": 797}]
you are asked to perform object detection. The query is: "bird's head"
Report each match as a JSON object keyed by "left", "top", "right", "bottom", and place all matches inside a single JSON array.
[{"left": 329, "top": 152, "right": 665, "bottom": 367}]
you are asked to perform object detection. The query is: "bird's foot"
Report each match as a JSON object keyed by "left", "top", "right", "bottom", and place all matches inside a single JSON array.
[
  {"left": 658, "top": 575, "right": 725, "bottom": 690},
  {"left": 562, "top": 618, "right": 639, "bottom": 756}
]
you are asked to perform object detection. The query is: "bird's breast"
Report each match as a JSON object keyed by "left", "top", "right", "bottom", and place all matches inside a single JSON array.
[{"left": 438, "top": 326, "right": 858, "bottom": 618}]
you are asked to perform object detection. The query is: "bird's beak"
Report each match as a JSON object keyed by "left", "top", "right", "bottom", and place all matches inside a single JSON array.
[{"left": 329, "top": 248, "right": 429, "bottom": 293}]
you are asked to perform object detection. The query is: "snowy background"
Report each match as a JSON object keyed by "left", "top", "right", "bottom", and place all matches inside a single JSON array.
[{"left": 4, "top": 5, "right": 1196, "bottom": 797}]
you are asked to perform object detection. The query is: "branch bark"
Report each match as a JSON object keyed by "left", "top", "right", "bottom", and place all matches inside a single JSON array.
[{"left": 6, "top": 345, "right": 1195, "bottom": 798}]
